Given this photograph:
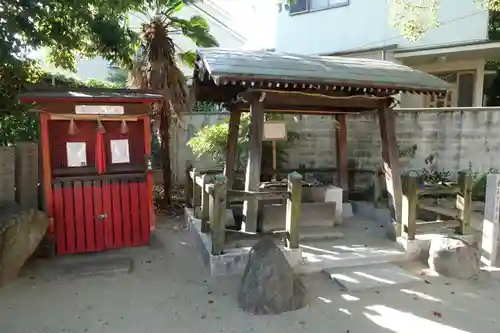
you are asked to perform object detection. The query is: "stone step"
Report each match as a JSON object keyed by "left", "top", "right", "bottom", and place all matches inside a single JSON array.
[
  {"left": 299, "top": 227, "right": 345, "bottom": 242},
  {"left": 322, "top": 263, "right": 423, "bottom": 292},
  {"left": 294, "top": 242, "right": 406, "bottom": 274}
]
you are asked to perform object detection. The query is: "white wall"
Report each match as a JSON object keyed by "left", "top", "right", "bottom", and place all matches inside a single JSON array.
[{"left": 275, "top": 0, "right": 489, "bottom": 55}]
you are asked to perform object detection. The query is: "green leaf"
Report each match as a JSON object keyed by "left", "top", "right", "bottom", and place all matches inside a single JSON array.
[{"left": 177, "top": 50, "right": 197, "bottom": 67}]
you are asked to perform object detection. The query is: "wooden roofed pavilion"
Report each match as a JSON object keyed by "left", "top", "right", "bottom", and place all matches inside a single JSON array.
[{"left": 192, "top": 48, "right": 450, "bottom": 234}]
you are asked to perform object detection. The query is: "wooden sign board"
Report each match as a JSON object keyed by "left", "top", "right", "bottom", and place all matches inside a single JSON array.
[{"left": 263, "top": 121, "right": 287, "bottom": 141}]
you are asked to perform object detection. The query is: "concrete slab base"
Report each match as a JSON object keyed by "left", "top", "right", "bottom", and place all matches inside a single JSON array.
[
  {"left": 185, "top": 207, "right": 302, "bottom": 276},
  {"left": 295, "top": 242, "right": 406, "bottom": 275},
  {"left": 342, "top": 202, "right": 353, "bottom": 219},
  {"left": 398, "top": 233, "right": 476, "bottom": 262},
  {"left": 39, "top": 257, "right": 132, "bottom": 280},
  {"left": 323, "top": 263, "right": 423, "bottom": 292}
]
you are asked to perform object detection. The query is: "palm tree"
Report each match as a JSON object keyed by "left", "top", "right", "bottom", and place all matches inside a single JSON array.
[{"left": 129, "top": 0, "right": 218, "bottom": 206}]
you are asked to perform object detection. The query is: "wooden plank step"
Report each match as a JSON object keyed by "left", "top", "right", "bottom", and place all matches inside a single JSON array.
[
  {"left": 416, "top": 219, "right": 461, "bottom": 231},
  {"left": 419, "top": 204, "right": 460, "bottom": 218}
]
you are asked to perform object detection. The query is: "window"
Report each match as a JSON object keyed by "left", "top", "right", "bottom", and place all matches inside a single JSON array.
[
  {"left": 426, "top": 71, "right": 475, "bottom": 108},
  {"left": 289, "top": 0, "right": 349, "bottom": 14}
]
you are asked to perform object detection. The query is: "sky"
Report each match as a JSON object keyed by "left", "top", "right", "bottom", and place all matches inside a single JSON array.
[{"left": 212, "top": 0, "right": 277, "bottom": 50}]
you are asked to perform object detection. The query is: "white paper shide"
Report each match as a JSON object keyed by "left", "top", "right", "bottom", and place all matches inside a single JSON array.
[
  {"left": 66, "top": 142, "right": 87, "bottom": 167},
  {"left": 110, "top": 139, "right": 130, "bottom": 164}
]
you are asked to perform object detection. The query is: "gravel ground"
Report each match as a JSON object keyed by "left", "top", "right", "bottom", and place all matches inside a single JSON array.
[{"left": 1, "top": 216, "right": 500, "bottom": 333}]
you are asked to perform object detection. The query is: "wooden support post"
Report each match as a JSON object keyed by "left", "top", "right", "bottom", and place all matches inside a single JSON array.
[
  {"left": 401, "top": 173, "right": 418, "bottom": 240},
  {"left": 481, "top": 173, "right": 500, "bottom": 267},
  {"left": 185, "top": 164, "right": 193, "bottom": 208},
  {"left": 335, "top": 114, "right": 349, "bottom": 197},
  {"left": 286, "top": 172, "right": 302, "bottom": 249},
  {"left": 211, "top": 174, "right": 227, "bottom": 255},
  {"left": 192, "top": 168, "right": 201, "bottom": 217},
  {"left": 242, "top": 99, "right": 264, "bottom": 232},
  {"left": 456, "top": 170, "right": 472, "bottom": 235},
  {"left": 373, "top": 170, "right": 382, "bottom": 208},
  {"left": 378, "top": 107, "right": 403, "bottom": 237},
  {"left": 224, "top": 109, "right": 241, "bottom": 193},
  {"left": 201, "top": 174, "right": 211, "bottom": 233}
]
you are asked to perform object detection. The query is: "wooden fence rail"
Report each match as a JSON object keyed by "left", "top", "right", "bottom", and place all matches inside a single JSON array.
[
  {"left": 185, "top": 165, "right": 383, "bottom": 207},
  {"left": 185, "top": 165, "right": 303, "bottom": 255},
  {"left": 401, "top": 171, "right": 472, "bottom": 240}
]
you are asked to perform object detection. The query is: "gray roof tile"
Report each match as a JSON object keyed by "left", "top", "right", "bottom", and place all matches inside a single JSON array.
[{"left": 196, "top": 48, "right": 451, "bottom": 94}]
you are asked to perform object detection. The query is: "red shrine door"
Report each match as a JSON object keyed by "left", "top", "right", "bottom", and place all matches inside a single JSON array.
[{"left": 49, "top": 118, "right": 152, "bottom": 254}]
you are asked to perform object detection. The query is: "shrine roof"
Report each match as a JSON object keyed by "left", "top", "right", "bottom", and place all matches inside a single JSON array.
[
  {"left": 20, "top": 87, "right": 163, "bottom": 104},
  {"left": 193, "top": 48, "right": 451, "bottom": 97}
]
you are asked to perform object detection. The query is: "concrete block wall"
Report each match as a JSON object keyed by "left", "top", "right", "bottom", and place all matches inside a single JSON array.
[
  {"left": 170, "top": 108, "right": 500, "bottom": 184},
  {"left": 15, "top": 143, "right": 39, "bottom": 209},
  {"left": 0, "top": 147, "right": 15, "bottom": 204}
]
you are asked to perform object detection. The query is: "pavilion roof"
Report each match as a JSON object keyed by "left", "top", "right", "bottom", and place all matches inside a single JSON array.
[
  {"left": 20, "top": 87, "right": 163, "bottom": 104},
  {"left": 194, "top": 48, "right": 450, "bottom": 97}
]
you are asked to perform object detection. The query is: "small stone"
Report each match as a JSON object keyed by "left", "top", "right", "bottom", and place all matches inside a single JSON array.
[
  {"left": 298, "top": 320, "right": 306, "bottom": 326},
  {"left": 237, "top": 238, "right": 307, "bottom": 315},
  {"left": 424, "top": 280, "right": 431, "bottom": 284},
  {"left": 208, "top": 300, "right": 214, "bottom": 304},
  {"left": 432, "top": 311, "right": 442, "bottom": 318},
  {"left": 428, "top": 237, "right": 480, "bottom": 280}
]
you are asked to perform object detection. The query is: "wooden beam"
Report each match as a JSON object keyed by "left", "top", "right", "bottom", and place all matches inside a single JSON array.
[
  {"left": 211, "top": 175, "right": 227, "bottom": 255},
  {"left": 200, "top": 174, "right": 211, "bottom": 233},
  {"left": 402, "top": 174, "right": 418, "bottom": 240},
  {"left": 224, "top": 109, "right": 241, "bottom": 192},
  {"left": 242, "top": 98, "right": 265, "bottom": 232},
  {"left": 236, "top": 107, "right": 367, "bottom": 116},
  {"left": 378, "top": 107, "right": 403, "bottom": 239},
  {"left": 456, "top": 171, "right": 472, "bottom": 235},
  {"left": 335, "top": 115, "right": 349, "bottom": 195},
  {"left": 228, "top": 189, "right": 290, "bottom": 201},
  {"left": 185, "top": 163, "right": 193, "bottom": 207},
  {"left": 286, "top": 172, "right": 302, "bottom": 249},
  {"left": 263, "top": 92, "right": 388, "bottom": 109},
  {"left": 40, "top": 112, "right": 54, "bottom": 224},
  {"left": 225, "top": 229, "right": 288, "bottom": 243}
]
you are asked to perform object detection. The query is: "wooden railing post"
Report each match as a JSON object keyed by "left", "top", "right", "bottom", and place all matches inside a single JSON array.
[
  {"left": 201, "top": 174, "right": 211, "bottom": 233},
  {"left": 457, "top": 170, "right": 472, "bottom": 235},
  {"left": 192, "top": 168, "right": 201, "bottom": 217},
  {"left": 401, "top": 173, "right": 418, "bottom": 240},
  {"left": 373, "top": 170, "right": 382, "bottom": 208},
  {"left": 286, "top": 172, "right": 302, "bottom": 249},
  {"left": 211, "top": 174, "right": 227, "bottom": 255},
  {"left": 185, "top": 164, "right": 193, "bottom": 207}
]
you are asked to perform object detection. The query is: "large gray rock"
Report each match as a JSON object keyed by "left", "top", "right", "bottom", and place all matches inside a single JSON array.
[
  {"left": 0, "top": 204, "right": 48, "bottom": 287},
  {"left": 428, "top": 237, "right": 480, "bottom": 280},
  {"left": 237, "top": 237, "right": 307, "bottom": 315}
]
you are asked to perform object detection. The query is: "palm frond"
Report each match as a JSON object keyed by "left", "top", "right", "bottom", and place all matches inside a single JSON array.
[
  {"left": 177, "top": 50, "right": 196, "bottom": 67},
  {"left": 169, "top": 16, "right": 219, "bottom": 47},
  {"left": 129, "top": 17, "right": 190, "bottom": 120}
]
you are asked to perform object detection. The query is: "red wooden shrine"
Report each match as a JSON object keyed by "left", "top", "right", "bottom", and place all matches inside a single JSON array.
[{"left": 20, "top": 89, "right": 163, "bottom": 255}]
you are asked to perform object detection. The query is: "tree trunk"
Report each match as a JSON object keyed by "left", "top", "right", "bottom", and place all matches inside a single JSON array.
[{"left": 160, "top": 103, "right": 171, "bottom": 206}]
